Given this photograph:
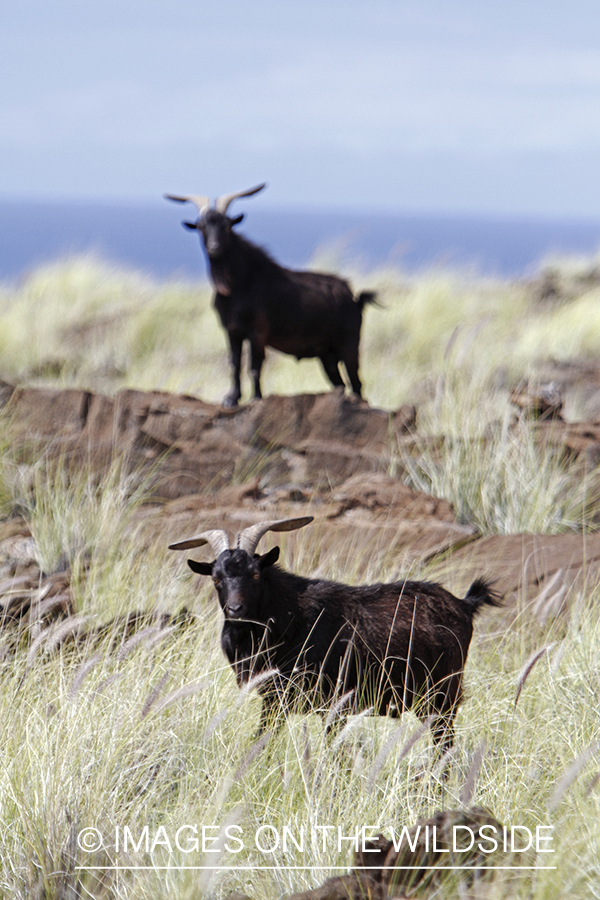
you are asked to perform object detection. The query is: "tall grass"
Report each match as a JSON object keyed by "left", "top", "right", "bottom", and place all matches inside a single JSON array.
[
  {"left": 21, "top": 455, "right": 153, "bottom": 577},
  {"left": 0, "top": 252, "right": 547, "bottom": 408},
  {"left": 0, "top": 502, "right": 598, "bottom": 899},
  {"left": 399, "top": 367, "right": 600, "bottom": 534},
  {"left": 2, "top": 250, "right": 600, "bottom": 411}
]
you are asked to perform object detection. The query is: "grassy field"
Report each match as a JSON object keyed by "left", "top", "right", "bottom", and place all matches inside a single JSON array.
[
  {"left": 0, "top": 254, "right": 599, "bottom": 898},
  {"left": 2, "top": 250, "right": 600, "bottom": 412}
]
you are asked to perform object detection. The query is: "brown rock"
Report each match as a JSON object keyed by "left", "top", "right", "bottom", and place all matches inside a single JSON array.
[
  {"left": 239, "top": 392, "right": 415, "bottom": 457},
  {"left": 216, "top": 477, "right": 262, "bottom": 506},
  {"left": 152, "top": 440, "right": 244, "bottom": 498},
  {"left": 0, "top": 380, "right": 15, "bottom": 408},
  {"left": 140, "top": 393, "right": 218, "bottom": 446},
  {"left": 0, "top": 518, "right": 32, "bottom": 542},
  {"left": 354, "top": 807, "right": 506, "bottom": 896},
  {"left": 77, "top": 392, "right": 116, "bottom": 452},
  {"left": 524, "top": 358, "right": 600, "bottom": 422},
  {"left": 431, "top": 531, "right": 600, "bottom": 606},
  {"left": 159, "top": 500, "right": 478, "bottom": 580},
  {"left": 285, "top": 873, "right": 382, "bottom": 900},
  {"left": 303, "top": 392, "right": 414, "bottom": 452},
  {"left": 534, "top": 418, "right": 600, "bottom": 466},
  {"left": 298, "top": 440, "right": 382, "bottom": 486},
  {"left": 113, "top": 389, "right": 167, "bottom": 451},
  {"left": 510, "top": 379, "right": 563, "bottom": 420},
  {"left": 0, "top": 385, "right": 422, "bottom": 499},
  {"left": 237, "top": 393, "right": 318, "bottom": 446},
  {"left": 0, "top": 572, "right": 75, "bottom": 630},
  {"left": 333, "top": 473, "right": 456, "bottom": 521},
  {"left": 7, "top": 387, "right": 89, "bottom": 441}
]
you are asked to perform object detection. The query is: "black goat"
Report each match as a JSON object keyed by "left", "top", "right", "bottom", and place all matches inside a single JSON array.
[
  {"left": 165, "top": 184, "right": 377, "bottom": 407},
  {"left": 169, "top": 518, "right": 498, "bottom": 755}
]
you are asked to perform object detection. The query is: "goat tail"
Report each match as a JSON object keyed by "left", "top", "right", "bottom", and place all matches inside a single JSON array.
[
  {"left": 463, "top": 578, "right": 502, "bottom": 615},
  {"left": 356, "top": 290, "right": 380, "bottom": 309}
]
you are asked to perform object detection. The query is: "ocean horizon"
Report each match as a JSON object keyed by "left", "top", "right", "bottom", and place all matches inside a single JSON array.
[{"left": 2, "top": 197, "right": 600, "bottom": 284}]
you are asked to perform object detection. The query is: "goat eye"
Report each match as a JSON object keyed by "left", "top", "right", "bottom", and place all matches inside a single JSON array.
[
  {"left": 253, "top": 572, "right": 260, "bottom": 580},
  {"left": 213, "top": 576, "right": 221, "bottom": 586}
]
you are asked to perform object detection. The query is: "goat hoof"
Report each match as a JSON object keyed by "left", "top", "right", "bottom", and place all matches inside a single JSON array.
[{"left": 222, "top": 395, "right": 240, "bottom": 408}]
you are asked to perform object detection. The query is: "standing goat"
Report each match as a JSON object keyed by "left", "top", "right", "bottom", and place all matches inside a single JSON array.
[
  {"left": 169, "top": 517, "right": 498, "bottom": 754},
  {"left": 165, "top": 184, "right": 376, "bottom": 407}
]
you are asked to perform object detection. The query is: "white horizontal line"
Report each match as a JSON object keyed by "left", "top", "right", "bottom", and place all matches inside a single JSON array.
[{"left": 75, "top": 865, "right": 557, "bottom": 871}]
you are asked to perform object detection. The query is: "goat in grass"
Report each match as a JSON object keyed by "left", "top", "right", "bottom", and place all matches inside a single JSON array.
[{"left": 170, "top": 517, "right": 498, "bottom": 754}]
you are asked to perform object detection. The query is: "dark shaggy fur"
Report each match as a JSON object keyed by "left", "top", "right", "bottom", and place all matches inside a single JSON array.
[
  {"left": 189, "top": 546, "right": 499, "bottom": 753},
  {"left": 181, "top": 208, "right": 377, "bottom": 406}
]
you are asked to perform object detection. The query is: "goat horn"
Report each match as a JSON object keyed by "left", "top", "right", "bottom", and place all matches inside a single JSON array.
[
  {"left": 168, "top": 529, "right": 230, "bottom": 555},
  {"left": 237, "top": 517, "right": 313, "bottom": 555},
  {"left": 164, "top": 193, "right": 212, "bottom": 217},
  {"left": 214, "top": 183, "right": 267, "bottom": 215}
]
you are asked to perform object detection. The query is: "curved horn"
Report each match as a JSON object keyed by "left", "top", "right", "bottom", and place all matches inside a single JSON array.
[
  {"left": 168, "top": 529, "right": 230, "bottom": 555},
  {"left": 164, "top": 193, "right": 211, "bottom": 217},
  {"left": 237, "top": 517, "right": 313, "bottom": 556},
  {"left": 214, "top": 182, "right": 266, "bottom": 215}
]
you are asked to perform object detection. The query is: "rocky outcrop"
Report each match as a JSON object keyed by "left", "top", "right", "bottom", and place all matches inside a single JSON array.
[
  {"left": 3, "top": 382, "right": 600, "bottom": 621},
  {"left": 1, "top": 383, "right": 417, "bottom": 497},
  {"left": 0, "top": 386, "right": 479, "bottom": 624}
]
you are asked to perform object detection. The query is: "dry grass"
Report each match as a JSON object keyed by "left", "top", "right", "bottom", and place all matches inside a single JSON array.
[{"left": 0, "top": 517, "right": 598, "bottom": 899}]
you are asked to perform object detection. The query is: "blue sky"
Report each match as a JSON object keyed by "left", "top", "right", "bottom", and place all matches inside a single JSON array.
[{"left": 2, "top": 0, "right": 600, "bottom": 216}]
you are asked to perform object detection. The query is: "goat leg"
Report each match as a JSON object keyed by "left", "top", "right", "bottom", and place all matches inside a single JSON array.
[
  {"left": 430, "top": 715, "right": 456, "bottom": 758},
  {"left": 223, "top": 334, "right": 243, "bottom": 407},
  {"left": 318, "top": 352, "right": 345, "bottom": 389},
  {"left": 257, "top": 691, "right": 283, "bottom": 736},
  {"left": 249, "top": 340, "right": 265, "bottom": 401},
  {"left": 342, "top": 348, "right": 363, "bottom": 397}
]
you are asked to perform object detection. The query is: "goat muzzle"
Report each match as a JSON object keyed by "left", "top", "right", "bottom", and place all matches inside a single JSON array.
[{"left": 225, "top": 602, "right": 247, "bottom": 620}]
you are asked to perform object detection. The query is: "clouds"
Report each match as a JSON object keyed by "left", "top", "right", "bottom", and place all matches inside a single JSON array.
[{"left": 2, "top": 0, "right": 600, "bottom": 214}]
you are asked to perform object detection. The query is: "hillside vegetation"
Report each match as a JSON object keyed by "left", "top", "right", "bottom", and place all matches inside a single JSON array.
[
  {"left": 0, "top": 254, "right": 598, "bottom": 899},
  {"left": 1, "top": 250, "right": 600, "bottom": 412}
]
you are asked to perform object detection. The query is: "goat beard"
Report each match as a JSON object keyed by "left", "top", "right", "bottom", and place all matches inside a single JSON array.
[
  {"left": 213, "top": 278, "right": 231, "bottom": 297},
  {"left": 210, "top": 262, "right": 232, "bottom": 296}
]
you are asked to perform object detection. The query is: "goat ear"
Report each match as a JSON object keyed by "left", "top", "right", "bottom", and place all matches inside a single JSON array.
[
  {"left": 183, "top": 220, "right": 198, "bottom": 230},
  {"left": 187, "top": 559, "right": 214, "bottom": 576},
  {"left": 259, "top": 546, "right": 280, "bottom": 568},
  {"left": 230, "top": 214, "right": 244, "bottom": 226}
]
